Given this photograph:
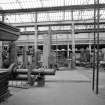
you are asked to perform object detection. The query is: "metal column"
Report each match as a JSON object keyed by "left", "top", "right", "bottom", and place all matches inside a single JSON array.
[
  {"left": 2, "top": 13, "right": 5, "bottom": 22},
  {"left": 56, "top": 34, "right": 58, "bottom": 66},
  {"left": 88, "top": 33, "right": 91, "bottom": 56},
  {"left": 0, "top": 14, "right": 5, "bottom": 68},
  {"left": 92, "top": 0, "right": 96, "bottom": 91},
  {"left": 96, "top": 0, "right": 100, "bottom": 94},
  {"left": 92, "top": 0, "right": 100, "bottom": 94},
  {"left": 71, "top": 22, "right": 75, "bottom": 68},
  {"left": 71, "top": 12, "right": 75, "bottom": 68},
  {"left": 67, "top": 39, "right": 70, "bottom": 60},
  {"left": 67, "top": 34, "right": 71, "bottom": 69},
  {"left": 43, "top": 26, "right": 51, "bottom": 68},
  {"left": 34, "top": 12, "right": 38, "bottom": 68},
  {"left": 0, "top": 42, "right": 2, "bottom": 68},
  {"left": 71, "top": 11, "right": 75, "bottom": 68},
  {"left": 23, "top": 45, "right": 28, "bottom": 68}
]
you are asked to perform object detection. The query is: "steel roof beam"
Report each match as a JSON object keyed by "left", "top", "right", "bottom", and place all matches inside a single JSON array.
[
  {"left": 11, "top": 20, "right": 105, "bottom": 27},
  {"left": 0, "top": 4, "right": 105, "bottom": 14},
  {"left": 20, "top": 28, "right": 105, "bottom": 35}
]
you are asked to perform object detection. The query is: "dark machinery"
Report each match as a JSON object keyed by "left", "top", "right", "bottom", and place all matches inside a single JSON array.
[
  {"left": 0, "top": 21, "right": 19, "bottom": 102},
  {"left": 79, "top": 48, "right": 91, "bottom": 67},
  {"left": 9, "top": 63, "right": 56, "bottom": 86},
  {"left": 0, "top": 71, "right": 10, "bottom": 102},
  {"left": 0, "top": 21, "right": 56, "bottom": 103}
]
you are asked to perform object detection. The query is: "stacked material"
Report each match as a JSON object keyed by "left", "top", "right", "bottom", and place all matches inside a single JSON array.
[{"left": 0, "top": 71, "right": 9, "bottom": 101}]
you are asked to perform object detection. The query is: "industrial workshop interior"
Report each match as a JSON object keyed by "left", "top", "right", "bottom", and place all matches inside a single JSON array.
[{"left": 0, "top": 0, "right": 105, "bottom": 105}]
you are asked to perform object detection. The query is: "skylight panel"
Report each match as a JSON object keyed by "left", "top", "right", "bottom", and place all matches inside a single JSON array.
[
  {"left": 65, "top": 0, "right": 93, "bottom": 5},
  {"left": 37, "top": 12, "right": 48, "bottom": 22},
  {"left": 9, "top": 2, "right": 21, "bottom": 9},
  {"left": 0, "top": 0, "right": 22, "bottom": 9},
  {"left": 1, "top": 0, "right": 105, "bottom": 24},
  {"left": 20, "top": 0, "right": 42, "bottom": 8},
  {"left": 0, "top": 0, "right": 10, "bottom": 4},
  {"left": 0, "top": 15, "right": 2, "bottom": 21},
  {"left": 100, "top": 0, "right": 105, "bottom": 3},
  {"left": 64, "top": 11, "right": 71, "bottom": 20},
  {"left": 73, "top": 10, "right": 94, "bottom": 20},
  {"left": 0, "top": 3, "right": 11, "bottom": 10},
  {"left": 26, "top": 27, "right": 35, "bottom": 31},
  {"left": 41, "top": 0, "right": 64, "bottom": 7},
  {"left": 38, "top": 27, "right": 48, "bottom": 31},
  {"left": 0, "top": 0, "right": 99, "bottom": 10},
  {"left": 100, "top": 9, "right": 105, "bottom": 19},
  {"left": 48, "top": 12, "right": 63, "bottom": 21}
]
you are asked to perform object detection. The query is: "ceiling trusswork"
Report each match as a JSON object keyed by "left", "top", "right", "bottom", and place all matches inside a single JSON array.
[
  {"left": 1, "top": 6, "right": 105, "bottom": 24},
  {"left": 0, "top": 0, "right": 105, "bottom": 33},
  {"left": 0, "top": 0, "right": 99, "bottom": 10}
]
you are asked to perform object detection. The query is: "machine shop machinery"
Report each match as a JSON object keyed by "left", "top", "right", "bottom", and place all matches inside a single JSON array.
[{"left": 0, "top": 21, "right": 19, "bottom": 101}]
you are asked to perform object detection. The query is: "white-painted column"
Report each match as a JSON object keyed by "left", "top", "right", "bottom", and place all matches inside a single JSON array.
[
  {"left": 71, "top": 22, "right": 75, "bottom": 68},
  {"left": 34, "top": 12, "right": 38, "bottom": 68},
  {"left": 71, "top": 10, "right": 75, "bottom": 68},
  {"left": 43, "top": 26, "right": 51, "bottom": 68},
  {"left": 56, "top": 34, "right": 58, "bottom": 65},
  {"left": 67, "top": 34, "right": 71, "bottom": 69},
  {"left": 88, "top": 33, "right": 91, "bottom": 55},
  {"left": 67, "top": 34, "right": 70, "bottom": 59}
]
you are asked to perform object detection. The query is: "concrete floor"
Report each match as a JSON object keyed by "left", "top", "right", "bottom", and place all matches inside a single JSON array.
[{"left": 1, "top": 68, "right": 105, "bottom": 105}]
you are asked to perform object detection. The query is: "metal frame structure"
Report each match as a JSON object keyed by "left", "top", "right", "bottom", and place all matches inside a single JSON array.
[
  {"left": 0, "top": 0, "right": 103, "bottom": 94},
  {"left": 11, "top": 20, "right": 105, "bottom": 27},
  {"left": 20, "top": 28, "right": 105, "bottom": 35},
  {"left": 0, "top": 4, "right": 105, "bottom": 14}
]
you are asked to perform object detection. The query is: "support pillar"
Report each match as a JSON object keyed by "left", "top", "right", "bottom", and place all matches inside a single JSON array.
[
  {"left": 67, "top": 43, "right": 69, "bottom": 59},
  {"left": 89, "top": 33, "right": 92, "bottom": 56},
  {"left": 67, "top": 34, "right": 70, "bottom": 59},
  {"left": 0, "top": 14, "right": 5, "bottom": 68},
  {"left": 34, "top": 12, "right": 38, "bottom": 68},
  {"left": 92, "top": 0, "right": 100, "bottom": 94},
  {"left": 71, "top": 22, "right": 75, "bottom": 68},
  {"left": 23, "top": 46, "right": 28, "bottom": 69},
  {"left": 96, "top": 0, "right": 100, "bottom": 94},
  {"left": 23, "top": 45, "right": 31, "bottom": 85},
  {"left": 43, "top": 26, "right": 51, "bottom": 68},
  {"left": 71, "top": 10, "right": 75, "bottom": 69},
  {"left": 89, "top": 44, "right": 91, "bottom": 56},
  {"left": 56, "top": 34, "right": 58, "bottom": 67},
  {"left": 67, "top": 34, "right": 71, "bottom": 69},
  {"left": 0, "top": 42, "right": 2, "bottom": 68},
  {"left": 92, "top": 0, "right": 96, "bottom": 91},
  {"left": 2, "top": 13, "right": 5, "bottom": 22},
  {"left": 9, "top": 41, "right": 17, "bottom": 65}
]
